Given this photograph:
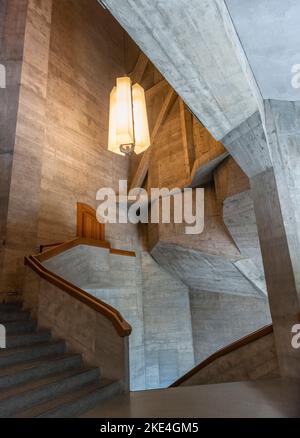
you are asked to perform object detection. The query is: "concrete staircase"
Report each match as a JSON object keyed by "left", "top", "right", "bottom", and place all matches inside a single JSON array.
[{"left": 0, "top": 302, "right": 121, "bottom": 418}]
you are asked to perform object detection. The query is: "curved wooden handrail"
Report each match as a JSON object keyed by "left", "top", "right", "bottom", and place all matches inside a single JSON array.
[
  {"left": 25, "top": 238, "right": 134, "bottom": 337},
  {"left": 36, "top": 237, "right": 136, "bottom": 263},
  {"left": 170, "top": 324, "right": 273, "bottom": 387},
  {"left": 39, "top": 242, "right": 64, "bottom": 253}
]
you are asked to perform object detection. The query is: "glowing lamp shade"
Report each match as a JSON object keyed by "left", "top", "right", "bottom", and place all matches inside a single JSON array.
[
  {"left": 132, "top": 83, "right": 151, "bottom": 154},
  {"left": 108, "top": 77, "right": 150, "bottom": 156}
]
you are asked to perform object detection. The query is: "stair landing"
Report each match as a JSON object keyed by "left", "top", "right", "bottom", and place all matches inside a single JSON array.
[{"left": 82, "top": 378, "right": 300, "bottom": 418}]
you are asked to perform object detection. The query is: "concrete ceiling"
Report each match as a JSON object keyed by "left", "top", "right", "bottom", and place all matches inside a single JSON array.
[
  {"left": 102, "top": 0, "right": 300, "bottom": 140},
  {"left": 226, "top": 0, "right": 300, "bottom": 101},
  {"left": 101, "top": 0, "right": 258, "bottom": 140}
]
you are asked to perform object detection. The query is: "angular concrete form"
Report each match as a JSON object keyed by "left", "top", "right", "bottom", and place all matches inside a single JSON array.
[
  {"left": 43, "top": 244, "right": 195, "bottom": 390},
  {"left": 102, "top": 0, "right": 258, "bottom": 139},
  {"left": 222, "top": 109, "right": 300, "bottom": 378}
]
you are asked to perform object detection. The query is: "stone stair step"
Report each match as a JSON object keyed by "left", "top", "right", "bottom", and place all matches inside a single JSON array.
[
  {"left": 0, "top": 300, "right": 114, "bottom": 418},
  {"left": 16, "top": 379, "right": 121, "bottom": 418},
  {"left": 0, "top": 310, "right": 30, "bottom": 323},
  {"left": 3, "top": 319, "right": 37, "bottom": 335},
  {"left": 0, "top": 367, "right": 100, "bottom": 417},
  {"left": 6, "top": 330, "right": 52, "bottom": 348},
  {"left": 0, "top": 340, "right": 66, "bottom": 368},
  {"left": 0, "top": 353, "right": 83, "bottom": 390},
  {"left": 0, "top": 303, "right": 22, "bottom": 312}
]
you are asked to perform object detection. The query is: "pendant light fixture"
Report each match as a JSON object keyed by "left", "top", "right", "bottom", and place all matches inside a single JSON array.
[{"left": 108, "top": 77, "right": 150, "bottom": 156}]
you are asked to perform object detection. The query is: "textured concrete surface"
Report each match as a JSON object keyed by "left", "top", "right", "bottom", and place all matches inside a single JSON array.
[
  {"left": 264, "top": 100, "right": 300, "bottom": 290},
  {"left": 23, "top": 270, "right": 129, "bottom": 389},
  {"left": 253, "top": 169, "right": 300, "bottom": 379},
  {"left": 149, "top": 185, "right": 241, "bottom": 259},
  {"left": 181, "top": 332, "right": 278, "bottom": 386},
  {"left": 4, "top": 0, "right": 300, "bottom": 390},
  {"left": 223, "top": 191, "right": 262, "bottom": 265},
  {"left": 226, "top": 0, "right": 300, "bottom": 100},
  {"left": 0, "top": 0, "right": 133, "bottom": 293},
  {"left": 102, "top": 0, "right": 258, "bottom": 139},
  {"left": 140, "top": 252, "right": 194, "bottom": 389},
  {"left": 234, "top": 258, "right": 267, "bottom": 296},
  {"left": 44, "top": 245, "right": 144, "bottom": 391},
  {"left": 44, "top": 245, "right": 195, "bottom": 391},
  {"left": 222, "top": 111, "right": 272, "bottom": 178},
  {"left": 223, "top": 190, "right": 267, "bottom": 294},
  {"left": 190, "top": 290, "right": 271, "bottom": 363},
  {"left": 82, "top": 379, "right": 300, "bottom": 418},
  {"left": 222, "top": 106, "right": 300, "bottom": 378},
  {"left": 0, "top": 0, "right": 28, "bottom": 271},
  {"left": 152, "top": 242, "right": 263, "bottom": 298},
  {"left": 0, "top": 0, "right": 40, "bottom": 291}
]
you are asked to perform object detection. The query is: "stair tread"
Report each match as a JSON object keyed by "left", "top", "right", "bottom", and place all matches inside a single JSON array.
[
  {"left": 3, "top": 319, "right": 37, "bottom": 334},
  {"left": 0, "top": 366, "right": 99, "bottom": 402},
  {"left": 2, "top": 319, "right": 35, "bottom": 326},
  {"left": 15, "top": 379, "right": 117, "bottom": 418},
  {"left": 0, "top": 304, "right": 22, "bottom": 311},
  {"left": 0, "top": 300, "right": 109, "bottom": 418},
  {"left": 7, "top": 329, "right": 51, "bottom": 338},
  {"left": 0, "top": 310, "right": 30, "bottom": 322},
  {"left": 0, "top": 352, "right": 82, "bottom": 378},
  {"left": 7, "top": 329, "right": 51, "bottom": 341},
  {"left": 6, "top": 330, "right": 53, "bottom": 349},
  {"left": 0, "top": 339, "right": 65, "bottom": 358}
]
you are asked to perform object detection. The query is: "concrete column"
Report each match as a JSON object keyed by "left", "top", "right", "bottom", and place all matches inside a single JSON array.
[
  {"left": 264, "top": 100, "right": 300, "bottom": 295},
  {"left": 0, "top": 0, "right": 53, "bottom": 292},
  {"left": 222, "top": 109, "right": 300, "bottom": 378},
  {"left": 0, "top": 0, "right": 29, "bottom": 293}
]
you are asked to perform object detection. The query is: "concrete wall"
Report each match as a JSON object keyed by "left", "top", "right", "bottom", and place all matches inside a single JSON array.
[
  {"left": 37, "top": 0, "right": 129, "bottom": 245},
  {"left": 0, "top": 0, "right": 133, "bottom": 293},
  {"left": 23, "top": 268, "right": 130, "bottom": 389},
  {"left": 101, "top": 0, "right": 300, "bottom": 379},
  {"left": 223, "top": 190, "right": 267, "bottom": 294},
  {"left": 140, "top": 251, "right": 195, "bottom": 389},
  {"left": 44, "top": 245, "right": 145, "bottom": 391},
  {"left": 179, "top": 331, "right": 279, "bottom": 386},
  {"left": 152, "top": 242, "right": 263, "bottom": 298},
  {"left": 0, "top": 0, "right": 29, "bottom": 294},
  {"left": 190, "top": 290, "right": 271, "bottom": 363},
  {"left": 44, "top": 244, "right": 195, "bottom": 391}
]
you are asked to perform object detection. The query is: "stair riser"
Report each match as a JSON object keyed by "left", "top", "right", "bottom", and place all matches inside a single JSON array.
[
  {"left": 0, "top": 356, "right": 83, "bottom": 390},
  {"left": 40, "top": 382, "right": 121, "bottom": 418},
  {"left": 4, "top": 321, "right": 37, "bottom": 335},
  {"left": 0, "top": 312, "right": 30, "bottom": 322},
  {"left": 0, "top": 305, "right": 22, "bottom": 312},
  {"left": 0, "top": 369, "right": 100, "bottom": 417},
  {"left": 7, "top": 332, "right": 52, "bottom": 349},
  {"left": 0, "top": 342, "right": 66, "bottom": 368}
]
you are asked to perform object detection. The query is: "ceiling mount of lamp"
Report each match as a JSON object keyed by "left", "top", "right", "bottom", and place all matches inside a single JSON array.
[{"left": 108, "top": 77, "right": 150, "bottom": 156}]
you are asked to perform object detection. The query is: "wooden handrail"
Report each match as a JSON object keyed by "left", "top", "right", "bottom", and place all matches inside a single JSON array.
[
  {"left": 25, "top": 238, "right": 134, "bottom": 337},
  {"left": 170, "top": 324, "right": 273, "bottom": 387},
  {"left": 39, "top": 242, "right": 64, "bottom": 253},
  {"left": 36, "top": 238, "right": 136, "bottom": 263}
]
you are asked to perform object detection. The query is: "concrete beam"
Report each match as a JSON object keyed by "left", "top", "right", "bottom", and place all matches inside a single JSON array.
[{"left": 102, "top": 0, "right": 258, "bottom": 139}]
